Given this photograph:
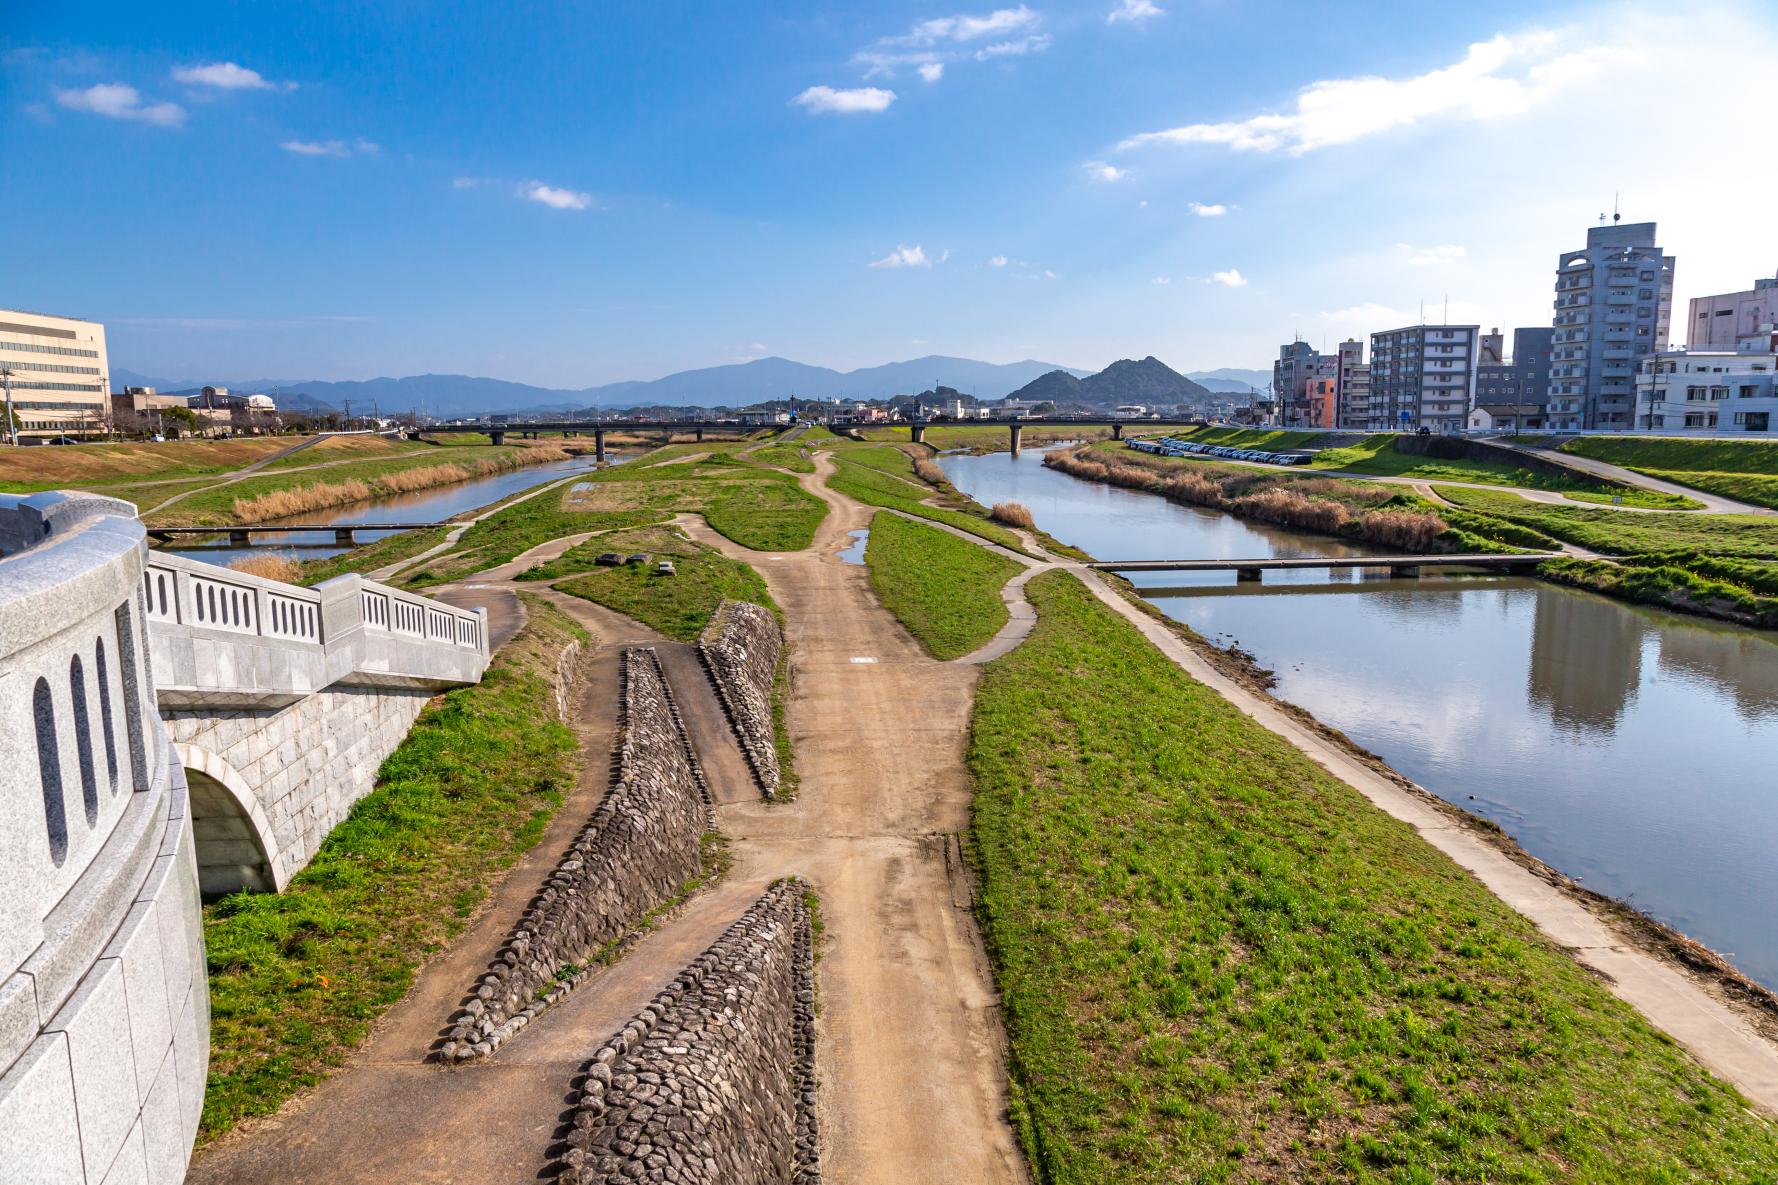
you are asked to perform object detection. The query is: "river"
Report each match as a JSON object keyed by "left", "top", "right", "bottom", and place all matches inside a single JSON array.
[
  {"left": 939, "top": 446, "right": 1778, "bottom": 990},
  {"left": 156, "top": 455, "right": 608, "bottom": 563}
]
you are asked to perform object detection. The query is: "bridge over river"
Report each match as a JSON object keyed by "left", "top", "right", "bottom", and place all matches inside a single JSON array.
[{"left": 0, "top": 490, "right": 490, "bottom": 1184}]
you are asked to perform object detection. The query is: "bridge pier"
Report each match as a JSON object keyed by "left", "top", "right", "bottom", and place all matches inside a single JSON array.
[
  {"left": 1390, "top": 564, "right": 1422, "bottom": 579},
  {"left": 910, "top": 421, "right": 926, "bottom": 446},
  {"left": 1236, "top": 566, "right": 1263, "bottom": 583},
  {"left": 489, "top": 429, "right": 506, "bottom": 446},
  {"left": 1112, "top": 422, "right": 1124, "bottom": 441},
  {"left": 229, "top": 528, "right": 251, "bottom": 546},
  {"left": 1009, "top": 423, "right": 1024, "bottom": 456},
  {"left": 695, "top": 426, "right": 705, "bottom": 442},
  {"left": 335, "top": 527, "right": 356, "bottom": 546},
  {"left": 594, "top": 427, "right": 607, "bottom": 462}
]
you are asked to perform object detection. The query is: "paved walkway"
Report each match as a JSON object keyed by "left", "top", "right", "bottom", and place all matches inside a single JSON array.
[{"left": 1494, "top": 442, "right": 1770, "bottom": 515}]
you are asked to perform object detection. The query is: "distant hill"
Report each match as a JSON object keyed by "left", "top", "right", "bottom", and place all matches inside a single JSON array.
[
  {"left": 1187, "top": 367, "right": 1268, "bottom": 394},
  {"left": 109, "top": 354, "right": 1088, "bottom": 418},
  {"left": 1009, "top": 356, "right": 1212, "bottom": 408}
]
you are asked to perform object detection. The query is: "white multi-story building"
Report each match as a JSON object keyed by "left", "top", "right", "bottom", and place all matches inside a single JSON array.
[
  {"left": 1368, "top": 324, "right": 1479, "bottom": 433},
  {"left": 1687, "top": 272, "right": 1778, "bottom": 349},
  {"left": 0, "top": 310, "right": 111, "bottom": 441},
  {"left": 1633, "top": 347, "right": 1778, "bottom": 434},
  {"left": 1548, "top": 222, "right": 1675, "bottom": 431}
]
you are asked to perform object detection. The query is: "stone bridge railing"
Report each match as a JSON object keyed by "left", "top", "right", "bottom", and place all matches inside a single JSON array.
[{"left": 0, "top": 490, "right": 491, "bottom": 1185}]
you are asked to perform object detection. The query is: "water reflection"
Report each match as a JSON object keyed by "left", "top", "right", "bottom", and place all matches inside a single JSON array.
[{"left": 939, "top": 447, "right": 1778, "bottom": 989}]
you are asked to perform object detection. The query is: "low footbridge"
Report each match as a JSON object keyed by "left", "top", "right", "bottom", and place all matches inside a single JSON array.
[
  {"left": 0, "top": 491, "right": 489, "bottom": 1184},
  {"left": 1089, "top": 553, "right": 1563, "bottom": 582}
]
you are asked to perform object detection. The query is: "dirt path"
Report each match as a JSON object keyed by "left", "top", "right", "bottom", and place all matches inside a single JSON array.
[{"left": 193, "top": 456, "right": 1027, "bottom": 1183}]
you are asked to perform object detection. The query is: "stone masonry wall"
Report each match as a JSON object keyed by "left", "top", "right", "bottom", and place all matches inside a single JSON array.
[
  {"left": 557, "top": 879, "right": 818, "bottom": 1185},
  {"left": 697, "top": 600, "right": 783, "bottom": 798},
  {"left": 163, "top": 684, "right": 434, "bottom": 892},
  {"left": 442, "top": 646, "right": 713, "bottom": 1060}
]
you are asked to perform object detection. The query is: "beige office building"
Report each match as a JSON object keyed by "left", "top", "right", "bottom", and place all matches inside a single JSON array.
[{"left": 0, "top": 308, "right": 111, "bottom": 440}]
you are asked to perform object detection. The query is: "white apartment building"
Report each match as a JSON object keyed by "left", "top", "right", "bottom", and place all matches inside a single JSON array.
[
  {"left": 0, "top": 309, "right": 111, "bottom": 440},
  {"left": 1634, "top": 347, "right": 1778, "bottom": 434},
  {"left": 1368, "top": 324, "right": 1479, "bottom": 433},
  {"left": 1687, "top": 272, "right": 1778, "bottom": 349}
]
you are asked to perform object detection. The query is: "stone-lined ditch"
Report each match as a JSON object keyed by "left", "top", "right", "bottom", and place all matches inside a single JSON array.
[{"left": 697, "top": 599, "right": 785, "bottom": 798}]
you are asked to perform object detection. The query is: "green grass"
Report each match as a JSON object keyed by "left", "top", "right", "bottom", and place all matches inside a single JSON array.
[
  {"left": 860, "top": 423, "right": 1116, "bottom": 452},
  {"left": 407, "top": 446, "right": 825, "bottom": 586},
  {"left": 970, "top": 570, "right": 1778, "bottom": 1183},
  {"left": 298, "top": 527, "right": 451, "bottom": 585},
  {"left": 1559, "top": 437, "right": 1778, "bottom": 510},
  {"left": 199, "top": 596, "right": 586, "bottom": 1142},
  {"left": 827, "top": 450, "right": 1026, "bottom": 550},
  {"left": 745, "top": 441, "right": 817, "bottom": 472},
  {"left": 1307, "top": 436, "right": 1697, "bottom": 508},
  {"left": 1434, "top": 486, "right": 1778, "bottom": 561},
  {"left": 1182, "top": 427, "right": 1327, "bottom": 449},
  {"left": 539, "top": 525, "right": 775, "bottom": 641},
  {"left": 864, "top": 511, "right": 1023, "bottom": 659}
]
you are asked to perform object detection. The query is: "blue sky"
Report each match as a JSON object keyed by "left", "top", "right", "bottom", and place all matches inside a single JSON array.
[{"left": 6, "top": 0, "right": 1778, "bottom": 388}]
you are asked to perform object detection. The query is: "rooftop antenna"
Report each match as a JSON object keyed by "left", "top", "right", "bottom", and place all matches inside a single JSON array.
[
  {"left": 1613, "top": 192, "right": 1622, "bottom": 224},
  {"left": 1443, "top": 295, "right": 1448, "bottom": 324}
]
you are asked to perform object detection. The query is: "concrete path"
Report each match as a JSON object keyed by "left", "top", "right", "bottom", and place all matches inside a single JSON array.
[{"left": 918, "top": 488, "right": 1778, "bottom": 1118}]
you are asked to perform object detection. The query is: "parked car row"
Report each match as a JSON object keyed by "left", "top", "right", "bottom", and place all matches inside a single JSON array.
[{"left": 1126, "top": 437, "right": 1311, "bottom": 466}]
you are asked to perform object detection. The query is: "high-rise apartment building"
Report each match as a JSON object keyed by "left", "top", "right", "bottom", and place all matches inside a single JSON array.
[
  {"left": 1548, "top": 222, "right": 1675, "bottom": 431},
  {"left": 1368, "top": 324, "right": 1479, "bottom": 433},
  {"left": 1335, "top": 338, "right": 1373, "bottom": 429},
  {"left": 1687, "top": 271, "right": 1778, "bottom": 349},
  {"left": 0, "top": 309, "right": 111, "bottom": 440}
]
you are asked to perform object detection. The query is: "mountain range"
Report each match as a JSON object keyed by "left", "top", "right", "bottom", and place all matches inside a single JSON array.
[
  {"left": 114, "top": 355, "right": 1093, "bottom": 418},
  {"left": 1185, "top": 367, "right": 1269, "bottom": 394}
]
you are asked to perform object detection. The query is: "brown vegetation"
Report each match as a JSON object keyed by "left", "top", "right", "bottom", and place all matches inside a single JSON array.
[
  {"left": 225, "top": 551, "right": 304, "bottom": 583},
  {"left": 912, "top": 458, "right": 948, "bottom": 485},
  {"left": 1045, "top": 446, "right": 1448, "bottom": 551},
  {"left": 230, "top": 449, "right": 568, "bottom": 523},
  {"left": 989, "top": 501, "right": 1035, "bottom": 529}
]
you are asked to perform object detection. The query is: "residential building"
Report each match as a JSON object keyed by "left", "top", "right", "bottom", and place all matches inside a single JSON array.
[
  {"left": 1548, "top": 221, "right": 1675, "bottom": 430},
  {"left": 1468, "top": 403, "right": 1547, "bottom": 431},
  {"left": 1633, "top": 346, "right": 1777, "bottom": 434},
  {"left": 1271, "top": 340, "right": 1337, "bottom": 427},
  {"left": 0, "top": 308, "right": 111, "bottom": 440},
  {"left": 1335, "top": 338, "right": 1374, "bottom": 430},
  {"left": 1368, "top": 324, "right": 1479, "bottom": 433},
  {"left": 1473, "top": 326, "right": 1556, "bottom": 409},
  {"left": 1687, "top": 271, "right": 1778, "bottom": 348},
  {"left": 1479, "top": 329, "right": 1505, "bottom": 366},
  {"left": 1304, "top": 378, "right": 1338, "bottom": 428}
]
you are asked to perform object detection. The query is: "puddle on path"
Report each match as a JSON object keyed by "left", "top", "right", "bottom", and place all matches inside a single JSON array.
[{"left": 837, "top": 528, "right": 869, "bottom": 565}]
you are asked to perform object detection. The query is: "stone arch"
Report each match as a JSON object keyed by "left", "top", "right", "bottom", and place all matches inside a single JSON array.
[{"left": 174, "top": 742, "right": 282, "bottom": 897}]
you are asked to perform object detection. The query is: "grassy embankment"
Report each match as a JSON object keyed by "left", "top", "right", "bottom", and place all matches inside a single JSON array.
[
  {"left": 863, "top": 511, "right": 1023, "bottom": 659},
  {"left": 1558, "top": 436, "right": 1778, "bottom": 510},
  {"left": 826, "top": 443, "right": 1029, "bottom": 550},
  {"left": 970, "top": 569, "right": 1778, "bottom": 1183},
  {"left": 0, "top": 435, "right": 321, "bottom": 494},
  {"left": 404, "top": 445, "right": 825, "bottom": 587},
  {"left": 200, "top": 596, "right": 586, "bottom": 1141}
]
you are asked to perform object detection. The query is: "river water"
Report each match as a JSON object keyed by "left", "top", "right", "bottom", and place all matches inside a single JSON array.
[
  {"left": 157, "top": 455, "right": 607, "bottom": 563},
  {"left": 939, "top": 447, "right": 1778, "bottom": 990}
]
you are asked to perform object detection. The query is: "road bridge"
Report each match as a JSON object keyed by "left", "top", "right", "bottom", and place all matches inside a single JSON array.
[
  {"left": 416, "top": 419, "right": 756, "bottom": 457},
  {"left": 849, "top": 415, "right": 1207, "bottom": 455},
  {"left": 1, "top": 490, "right": 489, "bottom": 1185},
  {"left": 1090, "top": 552, "right": 1562, "bottom": 582}
]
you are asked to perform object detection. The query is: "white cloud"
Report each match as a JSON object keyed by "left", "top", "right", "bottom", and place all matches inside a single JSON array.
[
  {"left": 452, "top": 176, "right": 490, "bottom": 188},
  {"left": 976, "top": 33, "right": 1051, "bottom": 60},
  {"left": 1399, "top": 242, "right": 1467, "bottom": 266},
  {"left": 1108, "top": 0, "right": 1164, "bottom": 23},
  {"left": 988, "top": 255, "right": 1008, "bottom": 267},
  {"left": 519, "top": 181, "right": 593, "bottom": 210},
  {"left": 54, "top": 83, "right": 185, "bottom": 127},
  {"left": 1152, "top": 275, "right": 1171, "bottom": 285},
  {"left": 1319, "top": 302, "right": 1410, "bottom": 325},
  {"left": 1209, "top": 269, "right": 1248, "bottom": 287},
  {"left": 793, "top": 85, "right": 896, "bottom": 114},
  {"left": 281, "top": 137, "right": 378, "bottom": 158},
  {"left": 172, "top": 61, "right": 284, "bottom": 90},
  {"left": 870, "top": 244, "right": 931, "bottom": 269},
  {"left": 919, "top": 62, "right": 945, "bottom": 83},
  {"left": 1083, "top": 160, "right": 1127, "bottom": 182},
  {"left": 1119, "top": 32, "right": 1631, "bottom": 155},
  {"left": 1044, "top": 269, "right": 1057, "bottom": 279},
  {"left": 1188, "top": 201, "right": 1228, "bottom": 217},
  {"left": 889, "top": 6, "right": 1039, "bottom": 46}
]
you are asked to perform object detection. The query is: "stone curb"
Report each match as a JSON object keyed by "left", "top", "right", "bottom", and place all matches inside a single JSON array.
[{"left": 696, "top": 600, "right": 783, "bottom": 800}]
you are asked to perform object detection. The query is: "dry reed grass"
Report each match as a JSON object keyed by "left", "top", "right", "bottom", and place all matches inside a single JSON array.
[
  {"left": 990, "top": 501, "right": 1035, "bottom": 529},
  {"left": 225, "top": 551, "right": 303, "bottom": 583},
  {"left": 229, "top": 449, "right": 563, "bottom": 523},
  {"left": 913, "top": 458, "right": 948, "bottom": 485}
]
